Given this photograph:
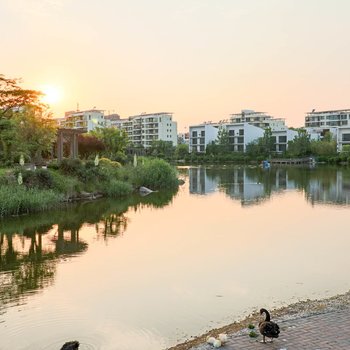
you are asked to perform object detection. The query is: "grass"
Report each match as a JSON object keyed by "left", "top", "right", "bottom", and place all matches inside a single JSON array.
[{"left": 0, "top": 185, "right": 64, "bottom": 217}]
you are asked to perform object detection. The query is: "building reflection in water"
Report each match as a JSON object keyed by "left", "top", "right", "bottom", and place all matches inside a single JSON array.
[{"left": 189, "top": 166, "right": 350, "bottom": 206}]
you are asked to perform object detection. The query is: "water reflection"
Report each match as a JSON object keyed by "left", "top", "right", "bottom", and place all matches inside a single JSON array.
[
  {"left": 0, "top": 190, "right": 177, "bottom": 314},
  {"left": 189, "top": 166, "right": 350, "bottom": 206}
]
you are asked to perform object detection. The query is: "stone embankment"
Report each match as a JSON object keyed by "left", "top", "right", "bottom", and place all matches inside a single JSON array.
[{"left": 169, "top": 290, "right": 350, "bottom": 350}]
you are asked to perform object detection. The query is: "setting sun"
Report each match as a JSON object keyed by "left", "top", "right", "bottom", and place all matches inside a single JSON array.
[{"left": 40, "top": 85, "right": 63, "bottom": 105}]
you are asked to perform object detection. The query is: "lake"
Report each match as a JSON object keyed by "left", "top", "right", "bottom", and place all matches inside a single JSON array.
[{"left": 1, "top": 165, "right": 350, "bottom": 350}]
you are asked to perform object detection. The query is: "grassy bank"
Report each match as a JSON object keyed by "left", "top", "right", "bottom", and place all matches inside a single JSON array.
[{"left": 0, "top": 157, "right": 179, "bottom": 218}]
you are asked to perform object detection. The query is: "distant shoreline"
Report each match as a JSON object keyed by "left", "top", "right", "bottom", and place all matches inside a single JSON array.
[{"left": 167, "top": 289, "right": 350, "bottom": 350}]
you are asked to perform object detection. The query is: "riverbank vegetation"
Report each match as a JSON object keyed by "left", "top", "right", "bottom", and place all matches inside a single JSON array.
[{"left": 0, "top": 157, "right": 180, "bottom": 217}]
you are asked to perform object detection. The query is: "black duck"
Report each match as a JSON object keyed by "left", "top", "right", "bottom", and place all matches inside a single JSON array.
[
  {"left": 258, "top": 308, "right": 280, "bottom": 343},
  {"left": 60, "top": 340, "right": 79, "bottom": 350}
]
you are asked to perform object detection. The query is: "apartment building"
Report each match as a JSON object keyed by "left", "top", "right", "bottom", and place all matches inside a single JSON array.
[
  {"left": 189, "top": 110, "right": 295, "bottom": 153},
  {"left": 189, "top": 123, "right": 219, "bottom": 153},
  {"left": 305, "top": 109, "right": 350, "bottom": 128},
  {"left": 111, "top": 112, "right": 177, "bottom": 148},
  {"left": 271, "top": 128, "right": 298, "bottom": 153},
  {"left": 336, "top": 126, "right": 350, "bottom": 151},
  {"left": 60, "top": 109, "right": 107, "bottom": 131},
  {"left": 230, "top": 110, "right": 286, "bottom": 130}
]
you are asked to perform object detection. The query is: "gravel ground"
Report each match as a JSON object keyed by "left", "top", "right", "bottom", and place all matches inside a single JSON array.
[{"left": 167, "top": 290, "right": 350, "bottom": 350}]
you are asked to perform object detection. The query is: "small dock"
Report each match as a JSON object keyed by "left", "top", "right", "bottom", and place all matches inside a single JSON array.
[{"left": 270, "top": 157, "right": 315, "bottom": 165}]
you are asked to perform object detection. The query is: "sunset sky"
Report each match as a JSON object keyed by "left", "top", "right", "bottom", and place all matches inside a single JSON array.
[{"left": 1, "top": 0, "right": 349, "bottom": 131}]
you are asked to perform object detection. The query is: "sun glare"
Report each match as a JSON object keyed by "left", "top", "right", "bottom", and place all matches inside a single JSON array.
[{"left": 40, "top": 85, "right": 63, "bottom": 105}]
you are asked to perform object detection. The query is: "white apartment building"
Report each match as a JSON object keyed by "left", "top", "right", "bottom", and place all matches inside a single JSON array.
[
  {"left": 305, "top": 109, "right": 350, "bottom": 128},
  {"left": 225, "top": 122, "right": 265, "bottom": 152},
  {"left": 230, "top": 110, "right": 286, "bottom": 130},
  {"left": 189, "top": 123, "right": 219, "bottom": 153},
  {"left": 271, "top": 128, "right": 298, "bottom": 153},
  {"left": 111, "top": 112, "right": 177, "bottom": 148},
  {"left": 189, "top": 110, "right": 295, "bottom": 153},
  {"left": 60, "top": 109, "right": 107, "bottom": 131},
  {"left": 336, "top": 126, "right": 350, "bottom": 151}
]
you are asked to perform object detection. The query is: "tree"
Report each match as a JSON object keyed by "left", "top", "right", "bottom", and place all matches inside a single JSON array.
[
  {"left": 310, "top": 132, "right": 337, "bottom": 157},
  {"left": 0, "top": 74, "right": 43, "bottom": 118},
  {"left": 287, "top": 130, "right": 311, "bottom": 157},
  {"left": 246, "top": 128, "right": 275, "bottom": 158},
  {"left": 149, "top": 140, "right": 175, "bottom": 158},
  {"left": 175, "top": 143, "right": 189, "bottom": 159},
  {"left": 78, "top": 134, "right": 105, "bottom": 159},
  {"left": 13, "top": 106, "right": 57, "bottom": 163},
  {"left": 91, "top": 127, "right": 129, "bottom": 159},
  {"left": 216, "top": 127, "right": 231, "bottom": 152}
]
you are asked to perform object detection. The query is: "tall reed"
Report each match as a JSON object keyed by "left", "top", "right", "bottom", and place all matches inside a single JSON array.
[{"left": 0, "top": 185, "right": 64, "bottom": 217}]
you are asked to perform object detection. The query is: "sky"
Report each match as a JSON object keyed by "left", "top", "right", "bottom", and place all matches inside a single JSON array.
[{"left": 1, "top": 0, "right": 350, "bottom": 131}]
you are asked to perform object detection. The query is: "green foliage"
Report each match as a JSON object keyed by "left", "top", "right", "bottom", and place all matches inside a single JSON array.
[
  {"left": 248, "top": 324, "right": 255, "bottom": 329},
  {"left": 0, "top": 185, "right": 64, "bottom": 217},
  {"left": 59, "top": 158, "right": 84, "bottom": 176},
  {"left": 286, "top": 129, "right": 311, "bottom": 157},
  {"left": 131, "top": 158, "right": 179, "bottom": 190},
  {"left": 175, "top": 143, "right": 189, "bottom": 159},
  {"left": 0, "top": 88, "right": 57, "bottom": 164},
  {"left": 91, "top": 127, "right": 129, "bottom": 158},
  {"left": 20, "top": 168, "right": 54, "bottom": 189},
  {"left": 148, "top": 140, "right": 175, "bottom": 159},
  {"left": 101, "top": 179, "right": 133, "bottom": 197},
  {"left": 310, "top": 137, "right": 337, "bottom": 157},
  {"left": 99, "top": 157, "right": 121, "bottom": 168},
  {"left": 248, "top": 330, "right": 258, "bottom": 338},
  {"left": 78, "top": 134, "right": 105, "bottom": 159},
  {"left": 216, "top": 126, "right": 231, "bottom": 152},
  {"left": 246, "top": 128, "right": 275, "bottom": 158},
  {"left": 0, "top": 74, "right": 43, "bottom": 117},
  {"left": 50, "top": 170, "right": 81, "bottom": 197}
]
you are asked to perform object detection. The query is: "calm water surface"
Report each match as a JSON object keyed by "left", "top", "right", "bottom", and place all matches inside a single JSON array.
[{"left": 1, "top": 165, "right": 350, "bottom": 349}]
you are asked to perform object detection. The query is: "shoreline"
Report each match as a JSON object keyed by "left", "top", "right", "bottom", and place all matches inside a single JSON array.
[{"left": 167, "top": 289, "right": 350, "bottom": 350}]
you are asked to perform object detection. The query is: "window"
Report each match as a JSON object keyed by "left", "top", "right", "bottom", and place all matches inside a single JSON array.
[
  {"left": 192, "top": 139, "right": 197, "bottom": 144},
  {"left": 237, "top": 145, "right": 244, "bottom": 152},
  {"left": 342, "top": 134, "right": 350, "bottom": 141},
  {"left": 229, "top": 130, "right": 235, "bottom": 136},
  {"left": 200, "top": 146, "right": 205, "bottom": 152},
  {"left": 192, "top": 131, "right": 197, "bottom": 137},
  {"left": 279, "top": 136, "right": 287, "bottom": 143},
  {"left": 279, "top": 144, "right": 287, "bottom": 152},
  {"left": 239, "top": 129, "right": 244, "bottom": 136},
  {"left": 237, "top": 136, "right": 244, "bottom": 143},
  {"left": 201, "top": 131, "right": 205, "bottom": 137}
]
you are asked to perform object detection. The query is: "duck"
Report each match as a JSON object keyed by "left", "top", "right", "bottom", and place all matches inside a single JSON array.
[
  {"left": 258, "top": 308, "right": 280, "bottom": 343},
  {"left": 60, "top": 340, "right": 79, "bottom": 350}
]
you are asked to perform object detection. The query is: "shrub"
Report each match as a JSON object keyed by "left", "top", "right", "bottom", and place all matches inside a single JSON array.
[
  {"left": 59, "top": 158, "right": 83, "bottom": 176},
  {"left": 47, "top": 159, "right": 60, "bottom": 170},
  {"left": 102, "top": 180, "right": 133, "bottom": 197},
  {"left": 131, "top": 158, "right": 179, "bottom": 190},
  {"left": 20, "top": 168, "right": 54, "bottom": 189},
  {"left": 50, "top": 170, "right": 82, "bottom": 197}
]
